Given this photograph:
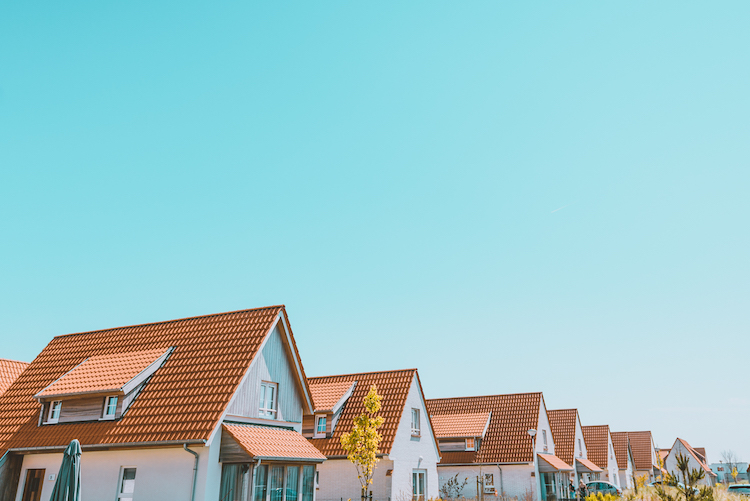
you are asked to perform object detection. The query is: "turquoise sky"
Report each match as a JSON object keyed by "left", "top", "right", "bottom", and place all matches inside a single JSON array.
[{"left": 2, "top": 2, "right": 748, "bottom": 462}]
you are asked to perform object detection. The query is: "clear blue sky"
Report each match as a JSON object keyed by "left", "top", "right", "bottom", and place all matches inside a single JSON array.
[{"left": 1, "top": 1, "right": 748, "bottom": 463}]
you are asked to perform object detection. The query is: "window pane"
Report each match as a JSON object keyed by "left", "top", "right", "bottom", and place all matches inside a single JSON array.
[
  {"left": 255, "top": 465, "right": 268, "bottom": 501},
  {"left": 220, "top": 464, "right": 247, "bottom": 501},
  {"left": 286, "top": 466, "right": 299, "bottom": 501},
  {"left": 413, "top": 473, "right": 418, "bottom": 496},
  {"left": 302, "top": 466, "right": 315, "bottom": 501},
  {"left": 121, "top": 468, "right": 136, "bottom": 494},
  {"left": 270, "top": 466, "right": 284, "bottom": 501},
  {"left": 268, "top": 386, "right": 275, "bottom": 409}
]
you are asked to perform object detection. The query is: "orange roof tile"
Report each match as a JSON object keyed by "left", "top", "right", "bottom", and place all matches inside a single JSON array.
[
  {"left": 582, "top": 425, "right": 611, "bottom": 470},
  {"left": 548, "top": 409, "right": 578, "bottom": 466},
  {"left": 576, "top": 457, "right": 603, "bottom": 473},
  {"left": 659, "top": 449, "right": 670, "bottom": 462},
  {"left": 223, "top": 424, "right": 326, "bottom": 461},
  {"left": 309, "top": 381, "right": 355, "bottom": 411},
  {"left": 0, "top": 306, "right": 309, "bottom": 454},
  {"left": 428, "top": 393, "right": 542, "bottom": 464},
  {"left": 431, "top": 412, "right": 491, "bottom": 439},
  {"left": 626, "top": 431, "right": 656, "bottom": 471},
  {"left": 35, "top": 348, "right": 169, "bottom": 398},
  {"left": 439, "top": 451, "right": 479, "bottom": 464},
  {"left": 307, "top": 369, "right": 424, "bottom": 457},
  {"left": 611, "top": 432, "right": 630, "bottom": 470},
  {"left": 539, "top": 453, "right": 573, "bottom": 471},
  {"left": 693, "top": 447, "right": 706, "bottom": 462},
  {"left": 0, "top": 359, "right": 28, "bottom": 397}
]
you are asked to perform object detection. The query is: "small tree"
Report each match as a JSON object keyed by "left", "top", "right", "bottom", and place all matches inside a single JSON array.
[
  {"left": 341, "top": 385, "right": 385, "bottom": 500},
  {"left": 654, "top": 452, "right": 713, "bottom": 501},
  {"left": 440, "top": 473, "right": 469, "bottom": 499},
  {"left": 721, "top": 451, "right": 739, "bottom": 485}
]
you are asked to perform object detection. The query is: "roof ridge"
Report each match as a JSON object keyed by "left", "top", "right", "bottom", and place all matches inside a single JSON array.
[
  {"left": 309, "top": 368, "right": 417, "bottom": 380},
  {"left": 427, "top": 391, "right": 542, "bottom": 402},
  {"left": 52, "top": 305, "right": 285, "bottom": 339},
  {"left": 0, "top": 358, "right": 28, "bottom": 365}
]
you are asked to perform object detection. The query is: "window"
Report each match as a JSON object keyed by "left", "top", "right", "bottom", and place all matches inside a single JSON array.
[
  {"left": 411, "top": 408, "right": 420, "bottom": 436},
  {"left": 484, "top": 473, "right": 495, "bottom": 493},
  {"left": 259, "top": 382, "right": 277, "bottom": 419},
  {"left": 302, "top": 466, "right": 315, "bottom": 501},
  {"left": 118, "top": 468, "right": 136, "bottom": 500},
  {"left": 254, "top": 464, "right": 268, "bottom": 501},
  {"left": 578, "top": 438, "right": 582, "bottom": 456},
  {"left": 542, "top": 430, "right": 547, "bottom": 450},
  {"left": 286, "top": 466, "right": 299, "bottom": 501},
  {"left": 103, "top": 396, "right": 118, "bottom": 419},
  {"left": 316, "top": 415, "right": 327, "bottom": 436},
  {"left": 21, "top": 469, "right": 45, "bottom": 501},
  {"left": 466, "top": 438, "right": 475, "bottom": 451},
  {"left": 48, "top": 401, "right": 62, "bottom": 423},
  {"left": 269, "top": 466, "right": 284, "bottom": 501},
  {"left": 219, "top": 464, "right": 249, "bottom": 501},
  {"left": 413, "top": 470, "right": 426, "bottom": 501}
]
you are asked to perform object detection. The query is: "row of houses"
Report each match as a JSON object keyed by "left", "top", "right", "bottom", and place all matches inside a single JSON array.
[{"left": 0, "top": 306, "right": 716, "bottom": 501}]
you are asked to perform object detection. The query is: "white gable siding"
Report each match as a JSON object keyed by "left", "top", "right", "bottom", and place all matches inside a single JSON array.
[
  {"left": 665, "top": 441, "right": 714, "bottom": 487},
  {"left": 536, "top": 400, "right": 555, "bottom": 455},
  {"left": 606, "top": 432, "right": 620, "bottom": 487},
  {"left": 226, "top": 324, "right": 304, "bottom": 425},
  {"left": 388, "top": 375, "right": 440, "bottom": 501}
]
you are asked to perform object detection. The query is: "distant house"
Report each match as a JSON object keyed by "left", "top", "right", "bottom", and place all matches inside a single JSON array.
[
  {"left": 306, "top": 369, "right": 440, "bottom": 501},
  {"left": 664, "top": 438, "right": 717, "bottom": 486},
  {"left": 427, "top": 392, "right": 572, "bottom": 501},
  {"left": 548, "top": 409, "right": 603, "bottom": 492},
  {"left": 581, "top": 425, "right": 620, "bottom": 488},
  {"left": 709, "top": 462, "right": 749, "bottom": 483},
  {"left": 610, "top": 432, "right": 635, "bottom": 490},
  {"left": 626, "top": 431, "right": 658, "bottom": 483},
  {"left": 0, "top": 359, "right": 28, "bottom": 397},
  {"left": 0, "top": 306, "right": 326, "bottom": 501}
]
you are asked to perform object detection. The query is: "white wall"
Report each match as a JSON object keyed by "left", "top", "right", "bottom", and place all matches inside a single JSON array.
[
  {"left": 437, "top": 464, "right": 536, "bottom": 500},
  {"left": 536, "top": 402, "right": 554, "bottom": 457},
  {"left": 315, "top": 458, "right": 394, "bottom": 501},
  {"left": 388, "top": 375, "right": 440, "bottom": 501},
  {"left": 605, "top": 433, "right": 619, "bottom": 487},
  {"left": 665, "top": 442, "right": 713, "bottom": 487},
  {"left": 16, "top": 445, "right": 211, "bottom": 501},
  {"left": 617, "top": 451, "right": 634, "bottom": 490}
]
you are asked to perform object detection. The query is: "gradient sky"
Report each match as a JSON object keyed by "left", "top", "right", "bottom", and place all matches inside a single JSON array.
[{"left": 2, "top": 2, "right": 749, "bottom": 463}]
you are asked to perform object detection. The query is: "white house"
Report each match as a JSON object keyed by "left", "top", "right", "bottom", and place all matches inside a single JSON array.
[
  {"left": 306, "top": 369, "right": 440, "bottom": 501},
  {"left": 664, "top": 438, "right": 717, "bottom": 487},
  {"left": 427, "top": 393, "right": 572, "bottom": 501},
  {"left": 581, "top": 425, "right": 620, "bottom": 488},
  {"left": 0, "top": 305, "right": 326, "bottom": 501},
  {"left": 548, "top": 409, "right": 602, "bottom": 494},
  {"left": 610, "top": 432, "right": 634, "bottom": 490}
]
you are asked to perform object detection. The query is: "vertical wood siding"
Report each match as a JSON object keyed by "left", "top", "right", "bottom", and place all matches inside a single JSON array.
[{"left": 226, "top": 325, "right": 303, "bottom": 423}]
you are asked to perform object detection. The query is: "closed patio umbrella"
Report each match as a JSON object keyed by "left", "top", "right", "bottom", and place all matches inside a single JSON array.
[{"left": 49, "top": 439, "right": 81, "bottom": 501}]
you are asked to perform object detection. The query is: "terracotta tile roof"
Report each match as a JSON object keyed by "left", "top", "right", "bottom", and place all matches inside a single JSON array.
[
  {"left": 576, "top": 457, "right": 603, "bottom": 473},
  {"left": 548, "top": 409, "right": 578, "bottom": 466},
  {"left": 582, "top": 425, "right": 611, "bottom": 470},
  {"left": 427, "top": 392, "right": 542, "bottom": 464},
  {"left": 539, "top": 454, "right": 573, "bottom": 471},
  {"left": 0, "top": 359, "right": 28, "bottom": 397},
  {"left": 693, "top": 447, "right": 706, "bottom": 462},
  {"left": 431, "top": 412, "right": 491, "bottom": 439},
  {"left": 439, "top": 451, "right": 479, "bottom": 464},
  {"left": 626, "top": 431, "right": 656, "bottom": 470},
  {"left": 223, "top": 424, "right": 326, "bottom": 461},
  {"left": 307, "top": 369, "right": 422, "bottom": 457},
  {"left": 611, "top": 432, "right": 630, "bottom": 470},
  {"left": 0, "top": 305, "right": 309, "bottom": 455},
  {"left": 309, "top": 381, "right": 355, "bottom": 412},
  {"left": 35, "top": 348, "right": 168, "bottom": 398},
  {"left": 659, "top": 449, "right": 670, "bottom": 463}
]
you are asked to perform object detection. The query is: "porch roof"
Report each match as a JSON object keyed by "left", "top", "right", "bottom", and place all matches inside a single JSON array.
[
  {"left": 538, "top": 453, "right": 573, "bottom": 472},
  {"left": 575, "top": 457, "right": 603, "bottom": 473},
  {"left": 223, "top": 424, "right": 326, "bottom": 462}
]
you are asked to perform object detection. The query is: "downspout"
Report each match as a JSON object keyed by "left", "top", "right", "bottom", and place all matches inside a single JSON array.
[
  {"left": 184, "top": 443, "right": 199, "bottom": 501},
  {"left": 497, "top": 466, "right": 503, "bottom": 497}
]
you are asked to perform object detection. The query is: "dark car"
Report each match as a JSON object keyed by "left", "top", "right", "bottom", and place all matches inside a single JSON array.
[{"left": 586, "top": 481, "right": 622, "bottom": 496}]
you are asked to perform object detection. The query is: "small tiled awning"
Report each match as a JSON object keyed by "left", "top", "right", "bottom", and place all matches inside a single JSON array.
[
  {"left": 431, "top": 412, "right": 492, "bottom": 439},
  {"left": 575, "top": 457, "right": 603, "bottom": 473},
  {"left": 538, "top": 454, "right": 573, "bottom": 472},
  {"left": 223, "top": 424, "right": 326, "bottom": 462}
]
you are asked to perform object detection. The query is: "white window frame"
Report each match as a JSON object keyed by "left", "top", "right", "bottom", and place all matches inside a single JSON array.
[
  {"left": 466, "top": 437, "right": 475, "bottom": 451},
  {"left": 315, "top": 415, "right": 327, "bottom": 438},
  {"left": 117, "top": 466, "right": 137, "bottom": 500},
  {"left": 542, "top": 430, "right": 548, "bottom": 451},
  {"left": 411, "top": 408, "right": 420, "bottom": 436},
  {"left": 102, "top": 396, "right": 118, "bottom": 420},
  {"left": 578, "top": 438, "right": 583, "bottom": 457},
  {"left": 259, "top": 381, "right": 278, "bottom": 419},
  {"left": 413, "top": 469, "right": 427, "bottom": 501},
  {"left": 484, "top": 473, "right": 496, "bottom": 493},
  {"left": 47, "top": 401, "right": 62, "bottom": 424}
]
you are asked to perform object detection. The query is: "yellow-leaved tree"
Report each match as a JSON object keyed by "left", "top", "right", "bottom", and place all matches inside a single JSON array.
[{"left": 341, "top": 385, "right": 385, "bottom": 500}]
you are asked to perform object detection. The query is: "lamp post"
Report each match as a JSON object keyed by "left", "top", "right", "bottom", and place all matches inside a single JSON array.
[{"left": 529, "top": 429, "right": 542, "bottom": 501}]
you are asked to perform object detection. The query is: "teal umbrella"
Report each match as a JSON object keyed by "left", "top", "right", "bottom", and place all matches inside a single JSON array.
[{"left": 49, "top": 439, "right": 81, "bottom": 501}]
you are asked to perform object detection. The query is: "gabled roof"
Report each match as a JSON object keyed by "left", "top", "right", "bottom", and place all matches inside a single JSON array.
[
  {"left": 673, "top": 438, "right": 715, "bottom": 476},
  {"left": 223, "top": 424, "right": 326, "bottom": 462},
  {"left": 0, "top": 359, "right": 28, "bottom": 397},
  {"left": 548, "top": 409, "right": 578, "bottom": 466},
  {"left": 309, "top": 381, "right": 356, "bottom": 413},
  {"left": 582, "top": 425, "right": 612, "bottom": 470},
  {"left": 0, "top": 305, "right": 311, "bottom": 455},
  {"left": 626, "top": 431, "right": 656, "bottom": 470},
  {"left": 693, "top": 447, "right": 706, "bottom": 462},
  {"left": 611, "top": 432, "right": 631, "bottom": 470},
  {"left": 431, "top": 412, "right": 491, "bottom": 439},
  {"left": 307, "top": 369, "right": 426, "bottom": 457},
  {"left": 427, "top": 392, "right": 543, "bottom": 464},
  {"left": 34, "top": 348, "right": 170, "bottom": 399}
]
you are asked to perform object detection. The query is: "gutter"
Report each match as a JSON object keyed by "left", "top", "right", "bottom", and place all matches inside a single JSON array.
[
  {"left": 183, "top": 444, "right": 199, "bottom": 501},
  {"left": 9, "top": 439, "right": 206, "bottom": 453}
]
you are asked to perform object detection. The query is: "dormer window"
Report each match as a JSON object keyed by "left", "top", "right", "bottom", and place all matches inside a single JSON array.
[
  {"left": 466, "top": 438, "right": 475, "bottom": 451},
  {"left": 315, "top": 416, "right": 327, "bottom": 437},
  {"left": 259, "top": 382, "right": 277, "bottom": 419},
  {"left": 48, "top": 401, "right": 62, "bottom": 423},
  {"left": 103, "top": 396, "right": 118, "bottom": 419}
]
